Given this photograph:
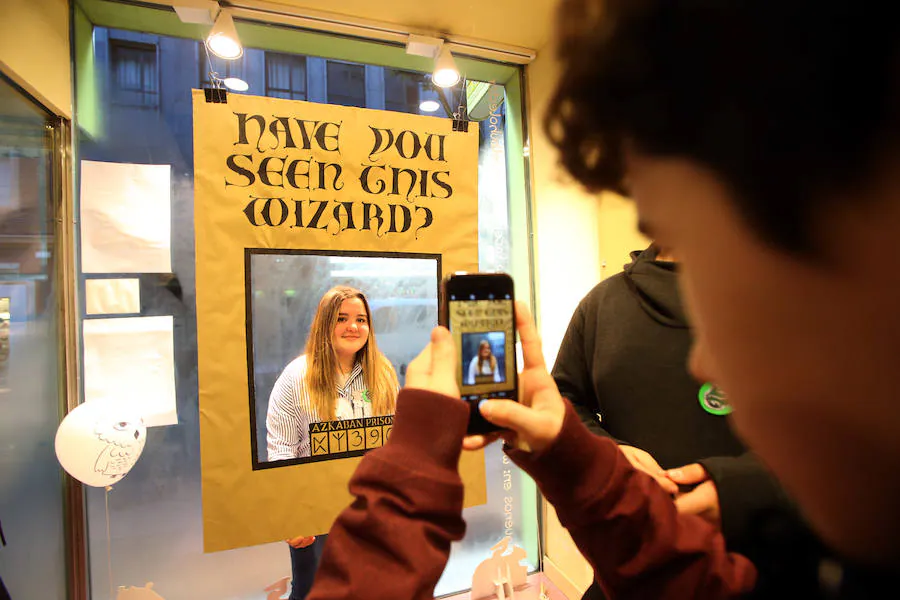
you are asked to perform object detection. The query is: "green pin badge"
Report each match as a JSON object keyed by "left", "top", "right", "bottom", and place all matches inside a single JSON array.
[
  {"left": 699, "top": 383, "right": 732, "bottom": 416},
  {"left": 362, "top": 390, "right": 371, "bottom": 403}
]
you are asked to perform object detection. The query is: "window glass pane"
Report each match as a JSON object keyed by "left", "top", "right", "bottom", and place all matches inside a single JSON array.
[
  {"left": 383, "top": 69, "right": 421, "bottom": 114},
  {"left": 0, "top": 75, "right": 66, "bottom": 600},
  {"left": 76, "top": 17, "right": 535, "bottom": 599}
]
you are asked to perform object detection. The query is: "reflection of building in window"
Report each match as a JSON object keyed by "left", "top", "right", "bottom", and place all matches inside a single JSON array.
[
  {"left": 199, "top": 43, "right": 244, "bottom": 87},
  {"left": 110, "top": 40, "right": 159, "bottom": 108},
  {"left": 383, "top": 69, "right": 422, "bottom": 114},
  {"left": 326, "top": 61, "right": 366, "bottom": 107},
  {"left": 265, "top": 53, "right": 307, "bottom": 100}
]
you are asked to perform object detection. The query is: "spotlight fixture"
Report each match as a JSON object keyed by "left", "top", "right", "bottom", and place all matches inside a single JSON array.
[
  {"left": 223, "top": 77, "right": 249, "bottom": 92},
  {"left": 206, "top": 8, "right": 243, "bottom": 60},
  {"left": 419, "top": 99, "right": 440, "bottom": 112},
  {"left": 433, "top": 46, "right": 460, "bottom": 88},
  {"left": 404, "top": 35, "right": 461, "bottom": 89}
]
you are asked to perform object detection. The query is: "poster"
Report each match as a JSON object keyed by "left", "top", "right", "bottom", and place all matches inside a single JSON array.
[
  {"left": 82, "top": 316, "right": 178, "bottom": 427},
  {"left": 193, "top": 90, "right": 483, "bottom": 552},
  {"left": 85, "top": 278, "right": 141, "bottom": 315},
  {"left": 80, "top": 161, "right": 172, "bottom": 274}
]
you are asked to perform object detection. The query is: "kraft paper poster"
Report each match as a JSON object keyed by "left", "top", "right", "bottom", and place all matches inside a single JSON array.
[
  {"left": 193, "top": 90, "right": 483, "bottom": 552},
  {"left": 80, "top": 161, "right": 172, "bottom": 274}
]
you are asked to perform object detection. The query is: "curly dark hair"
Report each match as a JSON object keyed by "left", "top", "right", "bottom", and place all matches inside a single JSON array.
[{"left": 545, "top": 0, "right": 900, "bottom": 252}]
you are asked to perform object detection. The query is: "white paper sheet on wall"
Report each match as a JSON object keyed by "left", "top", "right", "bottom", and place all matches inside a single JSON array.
[
  {"left": 80, "top": 160, "right": 172, "bottom": 273},
  {"left": 83, "top": 316, "right": 178, "bottom": 426},
  {"left": 85, "top": 278, "right": 141, "bottom": 315}
]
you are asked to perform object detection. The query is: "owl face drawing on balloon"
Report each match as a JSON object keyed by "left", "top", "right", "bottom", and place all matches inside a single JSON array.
[{"left": 93, "top": 417, "right": 147, "bottom": 482}]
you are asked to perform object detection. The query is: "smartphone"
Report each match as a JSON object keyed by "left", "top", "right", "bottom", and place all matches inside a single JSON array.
[{"left": 440, "top": 272, "right": 518, "bottom": 434}]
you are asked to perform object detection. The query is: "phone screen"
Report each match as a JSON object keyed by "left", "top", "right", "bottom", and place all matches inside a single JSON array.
[{"left": 447, "top": 291, "right": 516, "bottom": 402}]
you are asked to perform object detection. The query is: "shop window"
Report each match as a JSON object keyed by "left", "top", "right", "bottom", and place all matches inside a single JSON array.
[
  {"left": 76, "top": 14, "right": 533, "bottom": 599},
  {"left": 326, "top": 61, "right": 366, "bottom": 108},
  {"left": 266, "top": 52, "right": 307, "bottom": 100},
  {"left": 110, "top": 40, "right": 159, "bottom": 108}
]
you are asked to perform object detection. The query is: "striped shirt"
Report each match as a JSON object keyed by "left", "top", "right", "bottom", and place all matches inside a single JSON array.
[{"left": 266, "top": 356, "right": 371, "bottom": 461}]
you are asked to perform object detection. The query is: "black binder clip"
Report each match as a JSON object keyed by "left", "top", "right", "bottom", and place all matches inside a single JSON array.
[
  {"left": 452, "top": 118, "right": 469, "bottom": 132},
  {"left": 204, "top": 86, "right": 228, "bottom": 104}
]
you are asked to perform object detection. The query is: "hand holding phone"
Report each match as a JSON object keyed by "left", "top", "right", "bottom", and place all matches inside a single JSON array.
[
  {"left": 463, "top": 301, "right": 566, "bottom": 454},
  {"left": 440, "top": 273, "right": 518, "bottom": 435}
]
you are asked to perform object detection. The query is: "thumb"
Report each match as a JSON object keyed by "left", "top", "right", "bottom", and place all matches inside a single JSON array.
[
  {"left": 668, "top": 463, "right": 709, "bottom": 484},
  {"left": 404, "top": 341, "right": 433, "bottom": 389},
  {"left": 479, "top": 398, "right": 542, "bottom": 432},
  {"left": 430, "top": 326, "right": 456, "bottom": 375}
]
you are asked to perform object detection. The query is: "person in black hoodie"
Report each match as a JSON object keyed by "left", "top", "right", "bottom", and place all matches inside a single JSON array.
[{"left": 553, "top": 244, "right": 820, "bottom": 598}]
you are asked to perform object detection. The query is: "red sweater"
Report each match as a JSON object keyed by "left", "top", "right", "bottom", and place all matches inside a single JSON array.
[{"left": 308, "top": 389, "right": 757, "bottom": 599}]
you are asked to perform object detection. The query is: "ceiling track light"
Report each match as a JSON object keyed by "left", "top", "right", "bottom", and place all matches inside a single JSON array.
[
  {"left": 206, "top": 7, "right": 243, "bottom": 60},
  {"left": 432, "top": 45, "right": 461, "bottom": 88},
  {"left": 405, "top": 35, "right": 461, "bottom": 89}
]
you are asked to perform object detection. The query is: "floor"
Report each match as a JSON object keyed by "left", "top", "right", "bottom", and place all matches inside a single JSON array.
[{"left": 442, "top": 572, "right": 571, "bottom": 600}]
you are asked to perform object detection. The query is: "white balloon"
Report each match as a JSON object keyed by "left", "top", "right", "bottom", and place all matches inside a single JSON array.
[{"left": 55, "top": 399, "right": 147, "bottom": 487}]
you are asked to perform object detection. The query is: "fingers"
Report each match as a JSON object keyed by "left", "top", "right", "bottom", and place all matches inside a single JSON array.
[
  {"left": 674, "top": 481, "right": 719, "bottom": 524},
  {"left": 619, "top": 445, "right": 679, "bottom": 494},
  {"left": 634, "top": 459, "right": 678, "bottom": 495},
  {"left": 652, "top": 473, "right": 679, "bottom": 495},
  {"left": 478, "top": 397, "right": 563, "bottom": 454},
  {"left": 634, "top": 456, "right": 679, "bottom": 495},
  {"left": 514, "top": 302, "right": 546, "bottom": 370},
  {"left": 668, "top": 463, "right": 709, "bottom": 484},
  {"left": 479, "top": 398, "right": 544, "bottom": 435},
  {"left": 462, "top": 432, "right": 501, "bottom": 451},
  {"left": 286, "top": 535, "right": 316, "bottom": 548}
]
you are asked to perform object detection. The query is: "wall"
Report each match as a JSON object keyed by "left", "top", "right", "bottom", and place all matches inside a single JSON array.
[
  {"left": 526, "top": 41, "right": 647, "bottom": 598},
  {"left": 0, "top": 0, "right": 72, "bottom": 117},
  {"left": 526, "top": 46, "right": 602, "bottom": 366}
]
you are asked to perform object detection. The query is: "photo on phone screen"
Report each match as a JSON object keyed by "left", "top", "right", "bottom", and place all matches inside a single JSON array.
[{"left": 447, "top": 290, "right": 516, "bottom": 402}]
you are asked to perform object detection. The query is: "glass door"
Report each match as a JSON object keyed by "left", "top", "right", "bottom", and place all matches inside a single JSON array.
[{"left": 0, "top": 74, "right": 67, "bottom": 599}]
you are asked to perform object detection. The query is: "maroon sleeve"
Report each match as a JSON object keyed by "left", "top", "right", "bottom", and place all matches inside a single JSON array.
[
  {"left": 507, "top": 403, "right": 758, "bottom": 599},
  {"left": 308, "top": 389, "right": 469, "bottom": 600}
]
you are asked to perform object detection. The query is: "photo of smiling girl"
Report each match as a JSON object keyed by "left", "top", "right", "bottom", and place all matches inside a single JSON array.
[{"left": 265, "top": 285, "right": 399, "bottom": 461}]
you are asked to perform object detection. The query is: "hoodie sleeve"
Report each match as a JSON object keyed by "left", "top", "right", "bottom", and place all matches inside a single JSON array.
[
  {"left": 308, "top": 389, "right": 468, "bottom": 600},
  {"left": 507, "top": 404, "right": 757, "bottom": 598},
  {"left": 552, "top": 293, "right": 618, "bottom": 440}
]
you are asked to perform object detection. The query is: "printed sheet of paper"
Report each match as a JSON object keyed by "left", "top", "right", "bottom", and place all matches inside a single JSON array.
[
  {"left": 80, "top": 160, "right": 172, "bottom": 273},
  {"left": 83, "top": 316, "right": 177, "bottom": 426},
  {"left": 85, "top": 278, "right": 141, "bottom": 315}
]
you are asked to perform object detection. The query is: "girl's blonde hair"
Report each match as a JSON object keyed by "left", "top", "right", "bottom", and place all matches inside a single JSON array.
[
  {"left": 477, "top": 340, "right": 498, "bottom": 373},
  {"left": 304, "top": 286, "right": 398, "bottom": 421}
]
